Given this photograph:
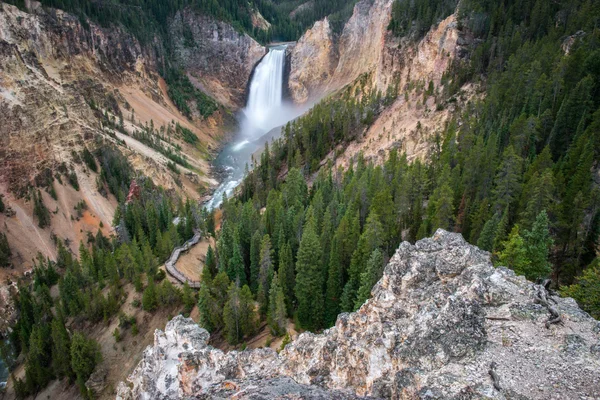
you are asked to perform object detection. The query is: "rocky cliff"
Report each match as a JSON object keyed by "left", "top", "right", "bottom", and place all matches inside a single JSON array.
[
  {"left": 289, "top": 0, "right": 394, "bottom": 104},
  {"left": 0, "top": 1, "right": 266, "bottom": 279},
  {"left": 116, "top": 230, "right": 600, "bottom": 399},
  {"left": 289, "top": 0, "right": 471, "bottom": 165},
  {"left": 169, "top": 9, "right": 265, "bottom": 109}
]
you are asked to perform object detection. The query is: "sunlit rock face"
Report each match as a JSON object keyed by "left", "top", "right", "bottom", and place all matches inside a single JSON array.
[{"left": 117, "top": 230, "right": 600, "bottom": 400}]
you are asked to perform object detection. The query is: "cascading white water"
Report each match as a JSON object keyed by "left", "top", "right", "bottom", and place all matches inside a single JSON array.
[
  {"left": 245, "top": 48, "right": 286, "bottom": 131},
  {"left": 205, "top": 46, "right": 293, "bottom": 210}
]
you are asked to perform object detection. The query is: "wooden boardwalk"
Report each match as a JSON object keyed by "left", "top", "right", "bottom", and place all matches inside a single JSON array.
[{"left": 164, "top": 231, "right": 201, "bottom": 288}]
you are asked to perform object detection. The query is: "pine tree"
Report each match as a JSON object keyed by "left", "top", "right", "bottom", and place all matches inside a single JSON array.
[
  {"left": 344, "top": 211, "right": 383, "bottom": 310},
  {"left": 50, "top": 316, "right": 73, "bottom": 380},
  {"left": 492, "top": 145, "right": 522, "bottom": 211},
  {"left": 523, "top": 210, "right": 553, "bottom": 280},
  {"left": 493, "top": 206, "right": 510, "bottom": 252},
  {"left": 182, "top": 281, "right": 195, "bottom": 315},
  {"left": 295, "top": 224, "right": 324, "bottom": 331},
  {"left": 497, "top": 225, "right": 531, "bottom": 278},
  {"left": 142, "top": 278, "right": 158, "bottom": 311},
  {"left": 277, "top": 241, "right": 295, "bottom": 316},
  {"left": 228, "top": 240, "right": 246, "bottom": 285},
  {"left": 205, "top": 245, "right": 217, "bottom": 278},
  {"left": 561, "top": 258, "right": 600, "bottom": 319},
  {"left": 70, "top": 332, "right": 102, "bottom": 391},
  {"left": 355, "top": 249, "right": 385, "bottom": 309},
  {"left": 197, "top": 282, "right": 216, "bottom": 332},
  {"left": 249, "top": 231, "right": 262, "bottom": 292},
  {"left": 0, "top": 232, "right": 12, "bottom": 267},
  {"left": 267, "top": 272, "right": 287, "bottom": 336},
  {"left": 431, "top": 180, "right": 455, "bottom": 232},
  {"left": 325, "top": 237, "right": 343, "bottom": 327},
  {"left": 223, "top": 281, "right": 256, "bottom": 345},
  {"left": 477, "top": 212, "right": 500, "bottom": 252},
  {"left": 32, "top": 189, "right": 51, "bottom": 228},
  {"left": 25, "top": 324, "right": 53, "bottom": 392},
  {"left": 257, "top": 235, "right": 274, "bottom": 316}
]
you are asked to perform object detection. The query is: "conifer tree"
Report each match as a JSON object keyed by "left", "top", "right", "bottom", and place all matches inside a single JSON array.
[
  {"left": 70, "top": 332, "right": 101, "bottom": 391},
  {"left": 182, "top": 281, "right": 195, "bottom": 315},
  {"left": 431, "top": 180, "right": 455, "bottom": 232},
  {"left": 249, "top": 231, "right": 262, "bottom": 292},
  {"left": 267, "top": 272, "right": 287, "bottom": 336},
  {"left": 493, "top": 206, "right": 511, "bottom": 252},
  {"left": 205, "top": 245, "right": 217, "bottom": 278},
  {"left": 523, "top": 210, "right": 553, "bottom": 280},
  {"left": 142, "top": 278, "right": 158, "bottom": 311},
  {"left": 277, "top": 241, "right": 295, "bottom": 316},
  {"left": 223, "top": 281, "right": 256, "bottom": 345},
  {"left": 228, "top": 241, "right": 246, "bottom": 286},
  {"left": 25, "top": 324, "right": 53, "bottom": 392},
  {"left": 477, "top": 212, "right": 500, "bottom": 252},
  {"left": 492, "top": 145, "right": 522, "bottom": 211},
  {"left": 497, "top": 225, "right": 530, "bottom": 278},
  {"left": 50, "top": 316, "right": 73, "bottom": 380},
  {"left": 355, "top": 249, "right": 385, "bottom": 309},
  {"left": 295, "top": 224, "right": 324, "bottom": 331},
  {"left": 344, "top": 211, "right": 383, "bottom": 310},
  {"left": 197, "top": 282, "right": 216, "bottom": 332},
  {"left": 561, "top": 258, "right": 600, "bottom": 319},
  {"left": 32, "top": 189, "right": 51, "bottom": 228},
  {"left": 325, "top": 238, "right": 343, "bottom": 327},
  {"left": 0, "top": 232, "right": 12, "bottom": 267},
  {"left": 257, "top": 235, "right": 274, "bottom": 316}
]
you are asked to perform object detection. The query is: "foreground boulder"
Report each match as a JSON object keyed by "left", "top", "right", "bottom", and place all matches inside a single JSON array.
[{"left": 117, "top": 230, "right": 600, "bottom": 399}]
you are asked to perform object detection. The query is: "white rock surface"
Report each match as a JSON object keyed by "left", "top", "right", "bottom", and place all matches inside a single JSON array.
[{"left": 117, "top": 230, "right": 600, "bottom": 399}]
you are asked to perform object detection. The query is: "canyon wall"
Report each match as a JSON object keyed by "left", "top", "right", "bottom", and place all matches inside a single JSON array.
[
  {"left": 0, "top": 1, "right": 260, "bottom": 283},
  {"left": 289, "top": 0, "right": 472, "bottom": 165},
  {"left": 169, "top": 9, "right": 266, "bottom": 109},
  {"left": 117, "top": 230, "right": 600, "bottom": 399}
]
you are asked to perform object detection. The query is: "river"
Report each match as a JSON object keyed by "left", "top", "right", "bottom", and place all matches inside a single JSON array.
[{"left": 204, "top": 45, "right": 304, "bottom": 210}]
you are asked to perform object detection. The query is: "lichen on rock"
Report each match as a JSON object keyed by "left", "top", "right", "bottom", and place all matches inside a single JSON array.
[{"left": 117, "top": 230, "right": 600, "bottom": 399}]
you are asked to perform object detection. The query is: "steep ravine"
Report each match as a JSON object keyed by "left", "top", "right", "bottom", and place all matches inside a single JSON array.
[{"left": 116, "top": 230, "right": 600, "bottom": 399}]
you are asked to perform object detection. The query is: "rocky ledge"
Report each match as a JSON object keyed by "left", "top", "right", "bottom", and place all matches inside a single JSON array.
[{"left": 116, "top": 230, "right": 600, "bottom": 399}]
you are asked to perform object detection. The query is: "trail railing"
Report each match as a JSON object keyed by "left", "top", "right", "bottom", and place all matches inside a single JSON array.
[{"left": 164, "top": 231, "right": 202, "bottom": 288}]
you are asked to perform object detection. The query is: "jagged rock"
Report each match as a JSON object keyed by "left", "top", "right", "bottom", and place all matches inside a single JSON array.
[{"left": 117, "top": 230, "right": 600, "bottom": 399}]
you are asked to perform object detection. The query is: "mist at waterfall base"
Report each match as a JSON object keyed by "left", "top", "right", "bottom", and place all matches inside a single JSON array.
[{"left": 205, "top": 46, "right": 305, "bottom": 210}]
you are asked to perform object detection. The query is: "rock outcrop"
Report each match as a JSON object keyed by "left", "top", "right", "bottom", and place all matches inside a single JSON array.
[
  {"left": 169, "top": 9, "right": 265, "bottom": 109},
  {"left": 288, "top": 18, "right": 337, "bottom": 104},
  {"left": 117, "top": 230, "right": 600, "bottom": 399},
  {"left": 288, "top": 0, "right": 394, "bottom": 104}
]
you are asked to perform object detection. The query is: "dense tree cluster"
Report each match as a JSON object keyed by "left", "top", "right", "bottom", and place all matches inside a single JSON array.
[
  {"left": 213, "top": 0, "right": 600, "bottom": 324},
  {"left": 389, "top": 0, "right": 458, "bottom": 39}
]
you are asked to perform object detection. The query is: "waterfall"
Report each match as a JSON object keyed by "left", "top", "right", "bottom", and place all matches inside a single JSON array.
[
  {"left": 205, "top": 46, "right": 290, "bottom": 210},
  {"left": 243, "top": 46, "right": 287, "bottom": 135}
]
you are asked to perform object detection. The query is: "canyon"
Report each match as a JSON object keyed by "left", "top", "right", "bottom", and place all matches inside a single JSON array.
[{"left": 1, "top": 0, "right": 598, "bottom": 399}]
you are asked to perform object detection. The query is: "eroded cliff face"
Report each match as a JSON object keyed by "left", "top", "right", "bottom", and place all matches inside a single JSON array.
[
  {"left": 0, "top": 2, "right": 252, "bottom": 281},
  {"left": 288, "top": 18, "right": 337, "bottom": 104},
  {"left": 169, "top": 9, "right": 266, "bottom": 109},
  {"left": 117, "top": 230, "right": 600, "bottom": 399},
  {"left": 289, "top": 0, "right": 472, "bottom": 165},
  {"left": 289, "top": 0, "right": 394, "bottom": 104}
]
